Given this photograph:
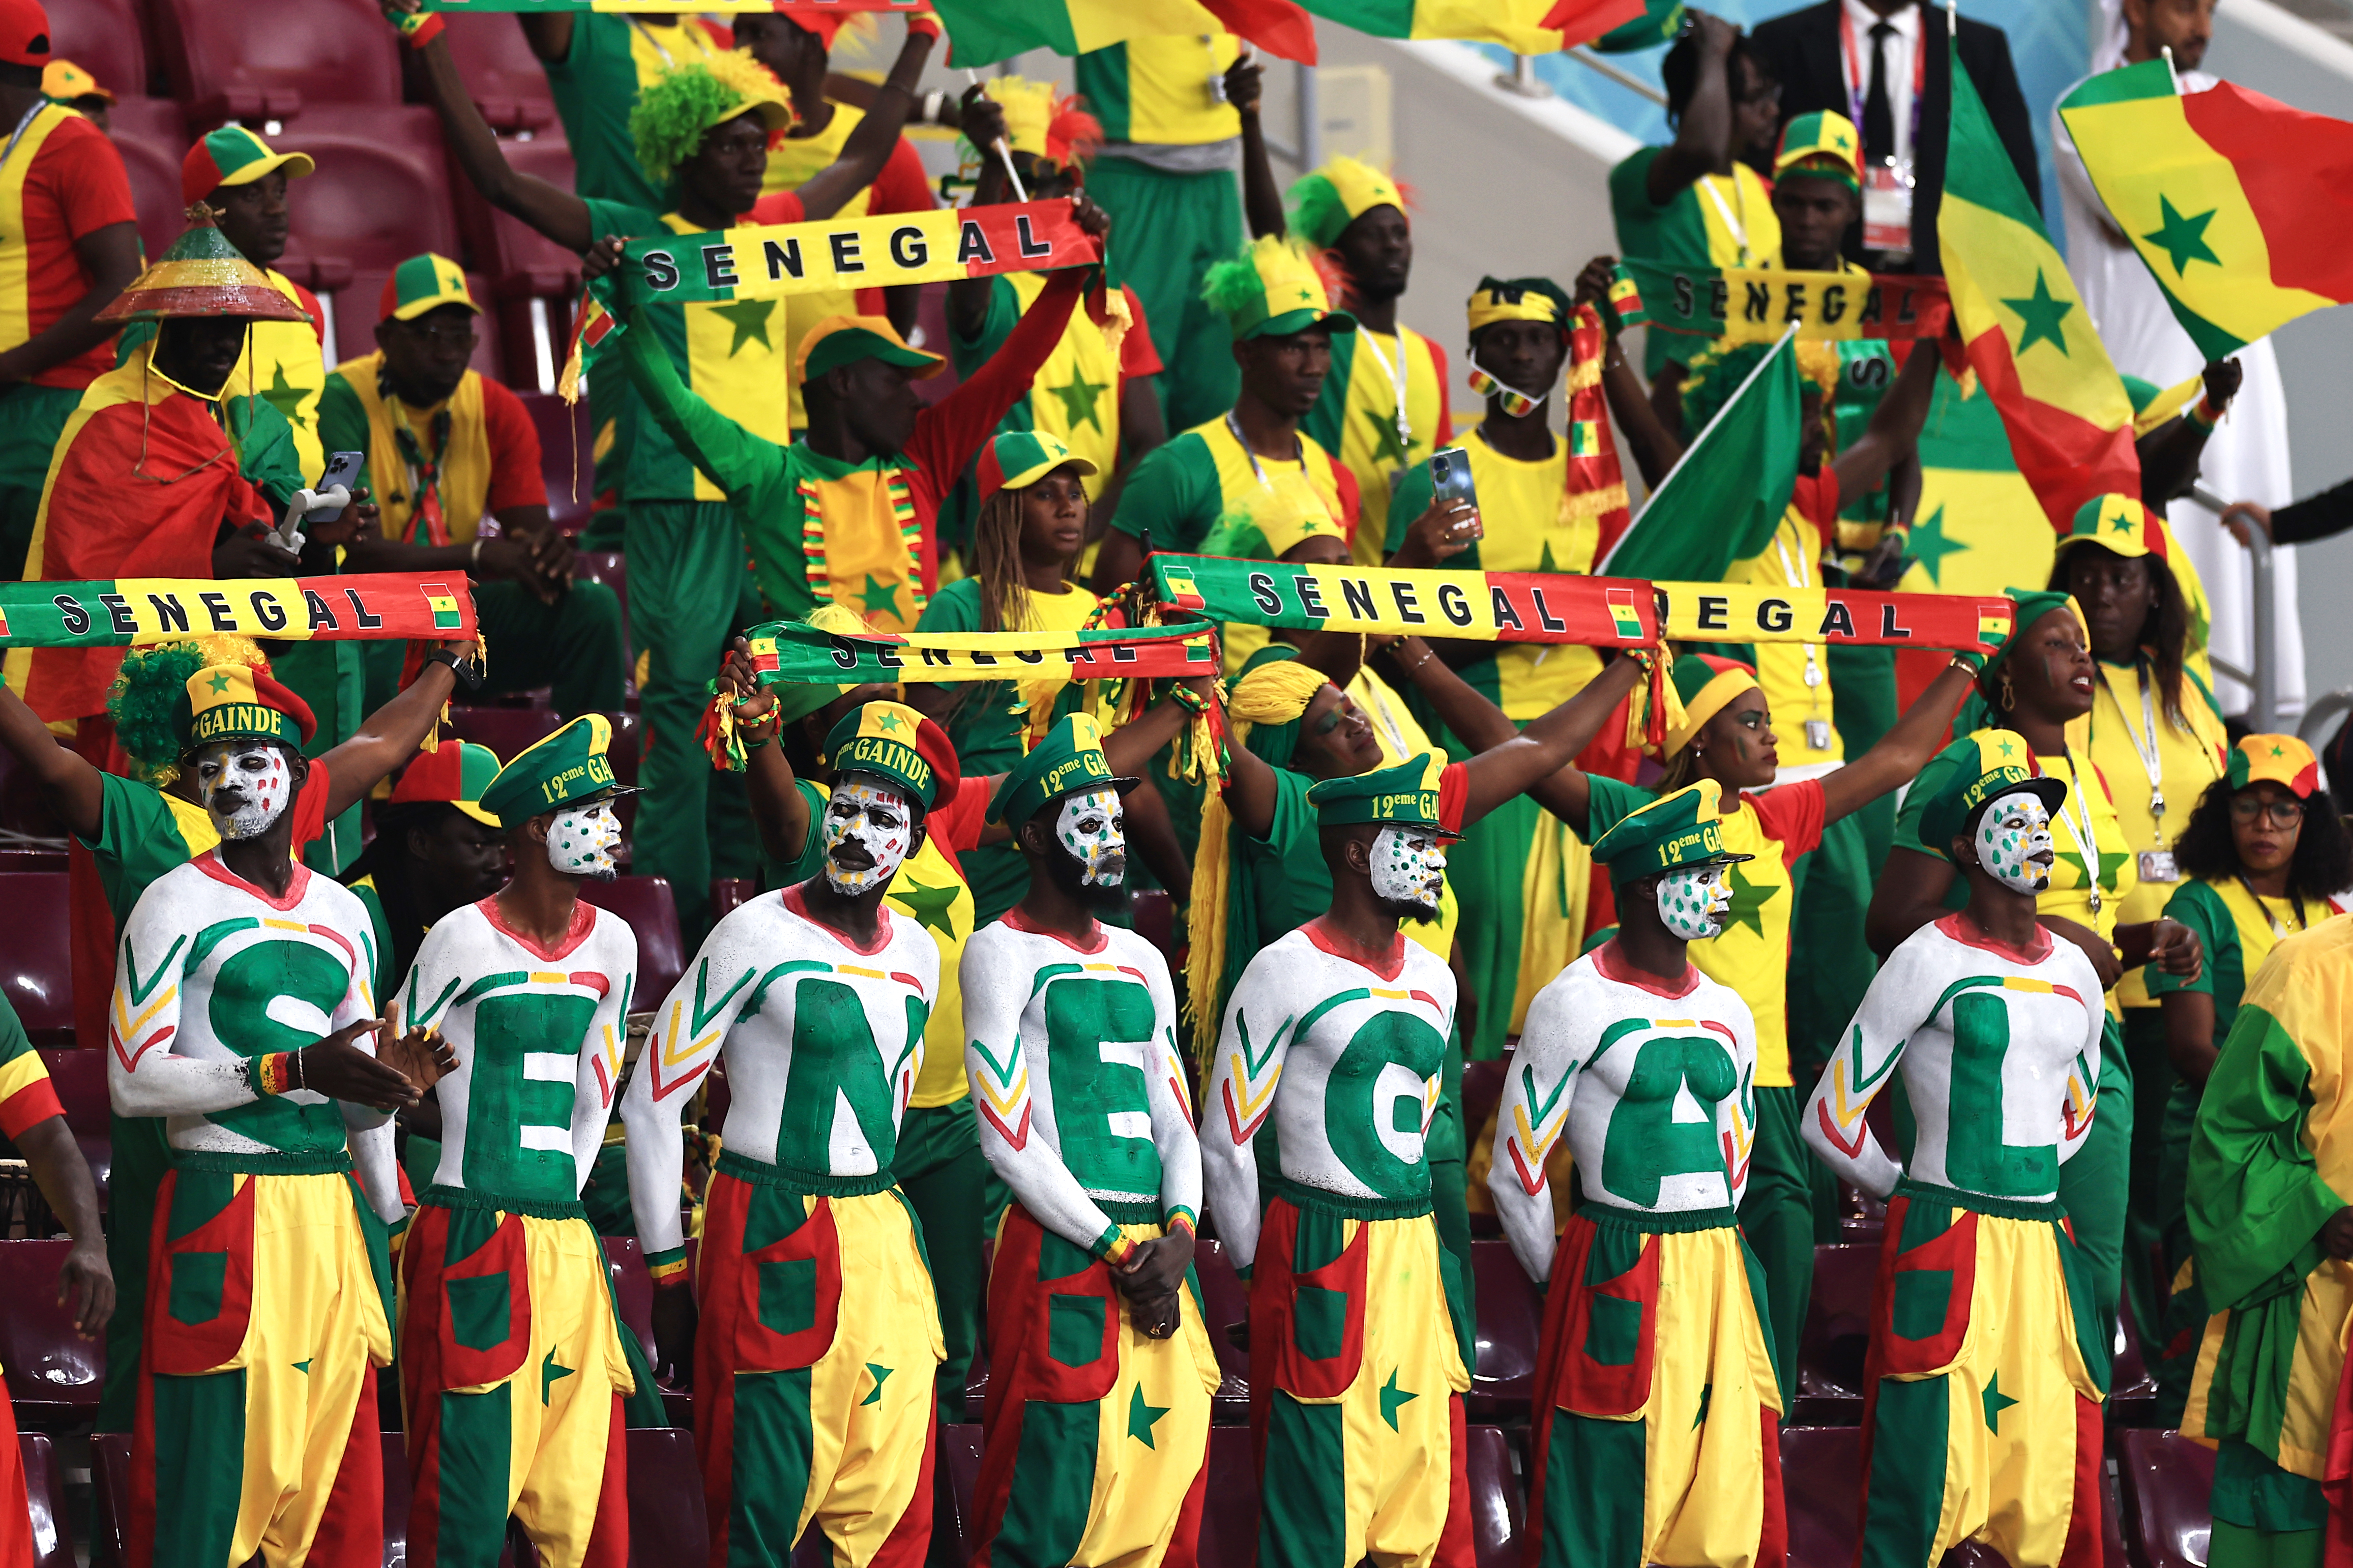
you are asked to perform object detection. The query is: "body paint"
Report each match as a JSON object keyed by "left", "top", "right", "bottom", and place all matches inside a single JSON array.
[
  {"left": 193, "top": 741, "right": 291, "bottom": 840},
  {"left": 1657, "top": 862, "right": 1733, "bottom": 940},
  {"left": 824, "top": 778, "right": 915, "bottom": 895},
  {"left": 1054, "top": 787, "right": 1126, "bottom": 887},
  {"left": 1370, "top": 826, "right": 1448, "bottom": 916}
]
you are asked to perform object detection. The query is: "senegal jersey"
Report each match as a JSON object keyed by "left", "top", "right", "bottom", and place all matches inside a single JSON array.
[
  {"left": 0, "top": 993, "right": 62, "bottom": 1145},
  {"left": 1077, "top": 35, "right": 1242, "bottom": 147},
  {"left": 1730, "top": 472, "right": 1842, "bottom": 773},
  {"left": 2149, "top": 878, "right": 2331, "bottom": 1046},
  {"left": 1607, "top": 146, "right": 1779, "bottom": 377},
  {"left": 950, "top": 273, "right": 1158, "bottom": 502},
  {"left": 0, "top": 103, "right": 137, "bottom": 389},
  {"left": 2085, "top": 658, "right": 2227, "bottom": 1007},
  {"left": 1303, "top": 323, "right": 1449, "bottom": 564},
  {"left": 1387, "top": 429, "right": 1603, "bottom": 721},
  {"left": 543, "top": 13, "right": 727, "bottom": 212},
  {"left": 582, "top": 200, "right": 792, "bottom": 505},
  {"left": 1585, "top": 775, "right": 1827, "bottom": 1088}
]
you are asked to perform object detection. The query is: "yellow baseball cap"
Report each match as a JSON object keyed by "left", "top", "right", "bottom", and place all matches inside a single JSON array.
[
  {"left": 795, "top": 315, "right": 944, "bottom": 386},
  {"left": 42, "top": 60, "right": 110, "bottom": 104}
]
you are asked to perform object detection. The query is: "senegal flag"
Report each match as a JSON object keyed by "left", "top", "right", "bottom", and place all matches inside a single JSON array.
[
  {"left": 1939, "top": 38, "right": 2138, "bottom": 531},
  {"left": 934, "top": 0, "right": 1317, "bottom": 64},
  {"left": 2060, "top": 61, "right": 2353, "bottom": 360},
  {"left": 1295, "top": 0, "right": 1641, "bottom": 52},
  {"left": 1596, "top": 326, "right": 1800, "bottom": 584}
]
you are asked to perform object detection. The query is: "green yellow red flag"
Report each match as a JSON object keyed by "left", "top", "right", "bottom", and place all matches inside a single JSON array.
[
  {"left": 2059, "top": 60, "right": 2353, "bottom": 360},
  {"left": 1293, "top": 0, "right": 1640, "bottom": 52},
  {"left": 1938, "top": 37, "right": 2138, "bottom": 530},
  {"left": 931, "top": 0, "right": 1317, "bottom": 65}
]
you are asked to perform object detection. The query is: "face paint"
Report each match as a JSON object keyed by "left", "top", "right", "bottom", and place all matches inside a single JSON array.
[
  {"left": 193, "top": 741, "right": 291, "bottom": 840},
  {"left": 1976, "top": 792, "right": 2055, "bottom": 895},
  {"left": 1656, "top": 862, "right": 1733, "bottom": 941},
  {"left": 823, "top": 777, "right": 915, "bottom": 895},
  {"left": 1054, "top": 787, "right": 1126, "bottom": 887},
  {"left": 546, "top": 801, "right": 621, "bottom": 879},
  {"left": 1370, "top": 826, "right": 1448, "bottom": 916}
]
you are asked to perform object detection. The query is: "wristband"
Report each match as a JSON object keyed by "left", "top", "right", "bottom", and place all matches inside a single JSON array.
[
  {"left": 646, "top": 1248, "right": 692, "bottom": 1289},
  {"left": 1163, "top": 1209, "right": 1196, "bottom": 1240},
  {"left": 1168, "top": 684, "right": 1209, "bottom": 715},
  {"left": 383, "top": 3, "right": 444, "bottom": 48},
  {"left": 2187, "top": 396, "right": 2223, "bottom": 433},
  {"left": 253, "top": 1052, "right": 298, "bottom": 1097},
  {"left": 904, "top": 8, "right": 943, "bottom": 40},
  {"left": 1093, "top": 1226, "right": 1137, "bottom": 1268},
  {"left": 1949, "top": 647, "right": 1987, "bottom": 674}
]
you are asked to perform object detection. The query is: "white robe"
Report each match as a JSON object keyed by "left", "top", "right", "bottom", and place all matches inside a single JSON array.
[{"left": 2052, "top": 66, "right": 2303, "bottom": 718}]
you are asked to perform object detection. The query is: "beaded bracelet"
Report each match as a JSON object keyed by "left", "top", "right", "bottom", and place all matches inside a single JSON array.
[{"left": 1168, "top": 684, "right": 1210, "bottom": 715}]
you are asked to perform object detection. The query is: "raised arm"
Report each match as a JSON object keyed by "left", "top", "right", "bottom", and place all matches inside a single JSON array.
[
  {"left": 318, "top": 651, "right": 465, "bottom": 821},
  {"left": 0, "top": 680, "right": 101, "bottom": 841},
  {"left": 1230, "top": 54, "right": 1286, "bottom": 241},
  {"left": 615, "top": 294, "right": 789, "bottom": 503},
  {"left": 1816, "top": 659, "right": 1975, "bottom": 824},
  {"left": 1457, "top": 653, "right": 1648, "bottom": 825},
  {"left": 411, "top": 27, "right": 594, "bottom": 251},
  {"left": 1574, "top": 255, "right": 1686, "bottom": 488},
  {"left": 907, "top": 260, "right": 1092, "bottom": 484},
  {"left": 1798, "top": 948, "right": 1919, "bottom": 1197},
  {"left": 1829, "top": 337, "right": 1941, "bottom": 505},
  {"left": 1388, "top": 636, "right": 1639, "bottom": 835},
  {"left": 789, "top": 28, "right": 935, "bottom": 221},
  {"left": 1489, "top": 984, "right": 1588, "bottom": 1282},
  {"left": 1644, "top": 13, "right": 1740, "bottom": 206},
  {"left": 1198, "top": 963, "right": 1292, "bottom": 1273}
]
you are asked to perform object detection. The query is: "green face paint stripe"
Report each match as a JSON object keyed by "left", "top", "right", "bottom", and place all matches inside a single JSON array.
[{"left": 123, "top": 931, "right": 191, "bottom": 1004}]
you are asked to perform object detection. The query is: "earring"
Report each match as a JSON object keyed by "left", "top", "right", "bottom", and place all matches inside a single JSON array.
[{"left": 1998, "top": 671, "right": 2016, "bottom": 712}]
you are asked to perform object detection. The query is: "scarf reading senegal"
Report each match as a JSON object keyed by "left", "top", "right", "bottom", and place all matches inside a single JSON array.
[
  {"left": 742, "top": 616, "right": 1218, "bottom": 686},
  {"left": 1611, "top": 258, "right": 1952, "bottom": 344},
  {"left": 0, "top": 574, "right": 475, "bottom": 646}
]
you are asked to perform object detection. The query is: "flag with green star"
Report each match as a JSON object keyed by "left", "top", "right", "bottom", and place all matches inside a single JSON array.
[
  {"left": 1939, "top": 37, "right": 2139, "bottom": 531},
  {"left": 2061, "top": 61, "right": 2353, "bottom": 360}
]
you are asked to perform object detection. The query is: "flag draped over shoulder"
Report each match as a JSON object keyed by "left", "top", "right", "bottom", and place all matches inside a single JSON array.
[
  {"left": 2060, "top": 60, "right": 2353, "bottom": 361},
  {"left": 1595, "top": 326, "right": 1801, "bottom": 583},
  {"left": 1939, "top": 38, "right": 2138, "bottom": 529},
  {"left": 1293, "top": 0, "right": 1641, "bottom": 52},
  {"left": 933, "top": 0, "right": 1318, "bottom": 65}
]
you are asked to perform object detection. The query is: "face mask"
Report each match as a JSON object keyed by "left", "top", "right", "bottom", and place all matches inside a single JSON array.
[
  {"left": 1370, "top": 826, "right": 1448, "bottom": 916},
  {"left": 1656, "top": 862, "right": 1732, "bottom": 941},
  {"left": 546, "top": 801, "right": 621, "bottom": 879},
  {"left": 1055, "top": 787, "right": 1126, "bottom": 887},
  {"left": 193, "top": 741, "right": 291, "bottom": 840},
  {"left": 1976, "top": 793, "right": 2055, "bottom": 895},
  {"left": 824, "top": 778, "right": 915, "bottom": 895}
]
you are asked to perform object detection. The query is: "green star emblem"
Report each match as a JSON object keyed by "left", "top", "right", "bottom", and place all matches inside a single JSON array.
[
  {"left": 860, "top": 1363, "right": 893, "bottom": 1406},
  {"left": 2109, "top": 511, "right": 2136, "bottom": 535},
  {"left": 1378, "top": 1369, "right": 1417, "bottom": 1431},
  {"left": 1127, "top": 1385, "right": 1170, "bottom": 1447},
  {"left": 1995, "top": 736, "right": 2017, "bottom": 757},
  {"left": 259, "top": 364, "right": 309, "bottom": 428},
  {"left": 710, "top": 297, "right": 777, "bottom": 357},
  {"left": 1903, "top": 503, "right": 1965, "bottom": 587},
  {"left": 292, "top": 1358, "right": 312, "bottom": 1374},
  {"left": 2001, "top": 270, "right": 2075, "bottom": 359},
  {"left": 1363, "top": 405, "right": 1408, "bottom": 465},
  {"left": 1724, "top": 861, "right": 1780, "bottom": 939},
  {"left": 2271, "top": 743, "right": 2286, "bottom": 757},
  {"left": 2054, "top": 843, "right": 2129, "bottom": 895},
  {"left": 207, "top": 671, "right": 233, "bottom": 694},
  {"left": 891, "top": 875, "right": 960, "bottom": 937},
  {"left": 1693, "top": 1381, "right": 1713, "bottom": 1429},
  {"left": 1536, "top": 541, "right": 1560, "bottom": 574},
  {"left": 861, "top": 573, "right": 908, "bottom": 624},
  {"left": 1048, "top": 370, "right": 1109, "bottom": 432},
  {"left": 2139, "top": 195, "right": 2221, "bottom": 278},
  {"left": 1295, "top": 286, "right": 1315, "bottom": 304},
  {"left": 1981, "top": 1372, "right": 2019, "bottom": 1432},
  {"left": 542, "top": 1347, "right": 573, "bottom": 1405},
  {"left": 872, "top": 707, "right": 904, "bottom": 733}
]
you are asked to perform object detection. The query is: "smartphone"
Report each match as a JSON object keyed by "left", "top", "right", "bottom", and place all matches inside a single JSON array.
[
  {"left": 1428, "top": 446, "right": 1482, "bottom": 539},
  {"left": 303, "top": 451, "right": 366, "bottom": 524}
]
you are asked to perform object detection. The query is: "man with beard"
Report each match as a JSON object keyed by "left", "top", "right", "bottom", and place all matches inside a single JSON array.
[
  {"left": 619, "top": 700, "right": 952, "bottom": 1568},
  {"left": 958, "top": 715, "right": 1218, "bottom": 1567},
  {"left": 1201, "top": 751, "right": 1478, "bottom": 1568},
  {"left": 108, "top": 661, "right": 453, "bottom": 1568},
  {"left": 392, "top": 716, "right": 647, "bottom": 1564}
]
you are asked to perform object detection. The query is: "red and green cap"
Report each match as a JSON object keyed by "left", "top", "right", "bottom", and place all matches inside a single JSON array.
[
  {"left": 1664, "top": 654, "right": 1758, "bottom": 758},
  {"left": 976, "top": 430, "right": 1096, "bottom": 507},
  {"left": 2228, "top": 733, "right": 2323, "bottom": 798},
  {"left": 2058, "top": 492, "right": 2170, "bottom": 562},
  {"left": 174, "top": 663, "right": 317, "bottom": 757},
  {"left": 0, "top": 0, "right": 47, "bottom": 69},
  {"left": 390, "top": 739, "right": 503, "bottom": 826},
  {"left": 379, "top": 253, "right": 478, "bottom": 323},
  {"left": 1775, "top": 110, "right": 1863, "bottom": 190},
  {"left": 181, "top": 124, "right": 313, "bottom": 207},
  {"left": 95, "top": 206, "right": 311, "bottom": 325},
  {"left": 822, "top": 701, "right": 959, "bottom": 813},
  {"left": 795, "top": 314, "right": 944, "bottom": 386}
]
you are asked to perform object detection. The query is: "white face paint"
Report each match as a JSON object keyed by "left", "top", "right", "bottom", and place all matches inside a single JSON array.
[
  {"left": 193, "top": 741, "right": 291, "bottom": 840},
  {"left": 1976, "top": 791, "right": 2055, "bottom": 895},
  {"left": 1656, "top": 861, "right": 1733, "bottom": 941},
  {"left": 823, "top": 777, "right": 916, "bottom": 895},
  {"left": 546, "top": 800, "right": 622, "bottom": 879},
  {"left": 1370, "top": 825, "right": 1448, "bottom": 916},
  {"left": 1055, "top": 787, "right": 1126, "bottom": 887}
]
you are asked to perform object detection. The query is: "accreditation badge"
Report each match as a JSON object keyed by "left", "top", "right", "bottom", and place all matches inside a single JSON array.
[
  {"left": 1862, "top": 158, "right": 1915, "bottom": 257},
  {"left": 2138, "top": 849, "right": 2181, "bottom": 884}
]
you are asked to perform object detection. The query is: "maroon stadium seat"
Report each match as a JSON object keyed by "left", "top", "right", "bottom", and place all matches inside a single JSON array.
[
  {"left": 2111, "top": 1300, "right": 2159, "bottom": 1426},
  {"left": 1193, "top": 1426, "right": 1260, "bottom": 1568},
  {"left": 1461, "top": 1055, "right": 1509, "bottom": 1153},
  {"left": 1462, "top": 1425, "right": 1523, "bottom": 1568},
  {"left": 149, "top": 0, "right": 400, "bottom": 123},
  {"left": 38, "top": 1049, "right": 109, "bottom": 1205},
  {"left": 2117, "top": 1428, "right": 2216, "bottom": 1568},
  {"left": 448, "top": 706, "right": 564, "bottom": 762},
  {"left": 517, "top": 391, "right": 596, "bottom": 536},
  {"left": 938, "top": 1421, "right": 984, "bottom": 1559},
  {"left": 48, "top": 0, "right": 148, "bottom": 101},
  {"left": 264, "top": 105, "right": 459, "bottom": 280},
  {"left": 1794, "top": 1241, "right": 1877, "bottom": 1423},
  {"left": 378, "top": 1430, "right": 410, "bottom": 1564},
  {"left": 18, "top": 1433, "right": 73, "bottom": 1567},
  {"left": 602, "top": 1236, "right": 656, "bottom": 1355},
  {"left": 90, "top": 95, "right": 186, "bottom": 264},
  {"left": 626, "top": 1429, "right": 709, "bottom": 1565},
  {"left": 1468, "top": 1235, "right": 1539, "bottom": 1419},
  {"left": 0, "top": 874, "right": 72, "bottom": 1047},
  {"left": 1781, "top": 1424, "right": 1862, "bottom": 1567},
  {"left": 580, "top": 876, "right": 685, "bottom": 1014},
  {"left": 709, "top": 878, "right": 755, "bottom": 923},
  {"left": 1130, "top": 887, "right": 1173, "bottom": 964},
  {"left": 1193, "top": 1235, "right": 1250, "bottom": 1422},
  {"left": 441, "top": 13, "right": 556, "bottom": 135},
  {"left": 571, "top": 551, "right": 625, "bottom": 633},
  {"left": 451, "top": 134, "right": 583, "bottom": 390},
  {"left": 0, "top": 1240, "right": 103, "bottom": 1427}
]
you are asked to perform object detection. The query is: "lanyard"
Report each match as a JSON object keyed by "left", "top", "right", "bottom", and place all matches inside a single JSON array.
[
  {"left": 1354, "top": 327, "right": 1413, "bottom": 456},
  {"left": 631, "top": 17, "right": 677, "bottom": 67},
  {"left": 1356, "top": 674, "right": 1411, "bottom": 759},
  {"left": 2104, "top": 663, "right": 2171, "bottom": 845},
  {"left": 2051, "top": 750, "right": 2105, "bottom": 916},
  {"left": 1224, "top": 410, "right": 1301, "bottom": 493},
  {"left": 2232, "top": 874, "right": 2306, "bottom": 940},
  {"left": 0, "top": 100, "right": 44, "bottom": 175},
  {"left": 1772, "top": 523, "right": 1824, "bottom": 690},
  {"left": 1837, "top": 5, "right": 1926, "bottom": 160},
  {"left": 1697, "top": 173, "right": 1756, "bottom": 264}
]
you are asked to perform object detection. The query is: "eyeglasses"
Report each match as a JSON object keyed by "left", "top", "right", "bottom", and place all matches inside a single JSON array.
[
  {"left": 397, "top": 322, "right": 479, "bottom": 351},
  {"left": 2230, "top": 796, "right": 2305, "bottom": 826}
]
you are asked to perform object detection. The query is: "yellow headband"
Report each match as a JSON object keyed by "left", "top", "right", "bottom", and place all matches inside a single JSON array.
[
  {"left": 1664, "top": 667, "right": 1759, "bottom": 757},
  {"left": 1467, "top": 288, "right": 1562, "bottom": 333}
]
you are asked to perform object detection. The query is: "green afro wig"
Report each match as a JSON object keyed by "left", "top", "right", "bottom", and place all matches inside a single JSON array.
[
  {"left": 629, "top": 51, "right": 789, "bottom": 188},
  {"left": 106, "top": 636, "right": 268, "bottom": 783},
  {"left": 1288, "top": 176, "right": 1353, "bottom": 253}
]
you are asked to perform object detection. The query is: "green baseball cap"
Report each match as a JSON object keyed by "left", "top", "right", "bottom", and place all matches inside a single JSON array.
[
  {"left": 1204, "top": 235, "right": 1358, "bottom": 342},
  {"left": 822, "top": 701, "right": 959, "bottom": 812},
  {"left": 1589, "top": 780, "right": 1752, "bottom": 883},
  {"left": 1307, "top": 751, "right": 1460, "bottom": 836},
  {"left": 796, "top": 315, "right": 945, "bottom": 386},
  {"left": 1919, "top": 729, "right": 2069, "bottom": 852},
  {"left": 1774, "top": 110, "right": 1864, "bottom": 189},
  {"left": 987, "top": 712, "right": 1137, "bottom": 827},
  {"left": 379, "top": 253, "right": 479, "bottom": 323},
  {"left": 479, "top": 715, "right": 637, "bottom": 828}
]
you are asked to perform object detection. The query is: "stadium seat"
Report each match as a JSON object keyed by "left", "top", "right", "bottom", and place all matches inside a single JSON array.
[
  {"left": 1462, "top": 1425, "right": 1524, "bottom": 1568},
  {"left": 1193, "top": 1235, "right": 1250, "bottom": 1422},
  {"left": 2111, "top": 1301, "right": 2160, "bottom": 1426},
  {"left": 440, "top": 13, "right": 556, "bottom": 135},
  {"left": 0, "top": 744, "right": 66, "bottom": 841},
  {"left": 709, "top": 879, "right": 754, "bottom": 923},
  {"left": 1193, "top": 1426, "right": 1260, "bottom": 1568},
  {"left": 603, "top": 1237, "right": 657, "bottom": 1358},
  {"left": 448, "top": 705, "right": 565, "bottom": 761},
  {"left": 1461, "top": 1056, "right": 1509, "bottom": 1157},
  {"left": 1781, "top": 1424, "right": 1861, "bottom": 1567},
  {"left": 450, "top": 135, "right": 583, "bottom": 391},
  {"left": 603, "top": 712, "right": 641, "bottom": 787},
  {"left": 90, "top": 1431, "right": 130, "bottom": 1567},
  {"left": 0, "top": 1240, "right": 103, "bottom": 1427},
  {"left": 1839, "top": 1180, "right": 1887, "bottom": 1246},
  {"left": 149, "top": 0, "right": 401, "bottom": 123},
  {"left": 266, "top": 105, "right": 461, "bottom": 281},
  {"left": 38, "top": 1049, "right": 110, "bottom": 1204},
  {"left": 1794, "top": 1241, "right": 1876, "bottom": 1423},
  {"left": 627, "top": 1429, "right": 709, "bottom": 1564},
  {"left": 2117, "top": 1429, "right": 2213, "bottom": 1568},
  {"left": 1468, "top": 1236, "right": 1540, "bottom": 1419},
  {"left": 581, "top": 876, "right": 686, "bottom": 1014},
  {"left": 517, "top": 392, "right": 596, "bottom": 536},
  {"left": 378, "top": 1430, "right": 410, "bottom": 1565},
  {"left": 47, "top": 0, "right": 147, "bottom": 103},
  {"left": 17, "top": 1433, "right": 72, "bottom": 1568},
  {"left": 1130, "top": 887, "right": 1172, "bottom": 962},
  {"left": 0, "top": 874, "right": 73, "bottom": 1047}
]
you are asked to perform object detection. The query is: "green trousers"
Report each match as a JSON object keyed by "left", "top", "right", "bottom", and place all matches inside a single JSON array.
[
  {"left": 1742, "top": 1084, "right": 1831, "bottom": 1401},
  {"left": 2209, "top": 1439, "right": 2329, "bottom": 1568},
  {"left": 897, "top": 1097, "right": 987, "bottom": 1427},
  {"left": 97, "top": 1111, "right": 174, "bottom": 1432},
  {"left": 2150, "top": 1078, "right": 2203, "bottom": 1426},
  {"left": 1786, "top": 812, "right": 1879, "bottom": 1090},
  {"left": 1449, "top": 791, "right": 1541, "bottom": 1062},
  {"left": 271, "top": 639, "right": 365, "bottom": 875},
  {"left": 2055, "top": 1015, "right": 2132, "bottom": 1329},
  {"left": 362, "top": 578, "right": 625, "bottom": 720},
  {"left": 626, "top": 499, "right": 764, "bottom": 940},
  {"left": 2118, "top": 1005, "right": 2178, "bottom": 1369},
  {"left": 1084, "top": 156, "right": 1242, "bottom": 435},
  {"left": 0, "top": 382, "right": 80, "bottom": 579}
]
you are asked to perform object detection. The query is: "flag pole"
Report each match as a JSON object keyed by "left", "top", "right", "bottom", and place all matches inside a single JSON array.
[
  {"left": 1597, "top": 321, "right": 1801, "bottom": 575},
  {"left": 961, "top": 68, "right": 1029, "bottom": 202},
  {"left": 2161, "top": 43, "right": 2181, "bottom": 92}
]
